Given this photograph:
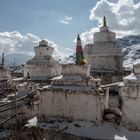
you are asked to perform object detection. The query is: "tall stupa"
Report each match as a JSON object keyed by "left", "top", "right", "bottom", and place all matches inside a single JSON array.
[{"left": 84, "top": 16, "right": 122, "bottom": 72}]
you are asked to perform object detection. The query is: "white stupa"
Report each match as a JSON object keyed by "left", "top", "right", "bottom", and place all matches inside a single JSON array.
[
  {"left": 24, "top": 40, "right": 61, "bottom": 80},
  {"left": 84, "top": 16, "right": 122, "bottom": 72}
]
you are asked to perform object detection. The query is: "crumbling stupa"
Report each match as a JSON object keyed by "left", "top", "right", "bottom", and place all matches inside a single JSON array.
[{"left": 84, "top": 17, "right": 123, "bottom": 84}]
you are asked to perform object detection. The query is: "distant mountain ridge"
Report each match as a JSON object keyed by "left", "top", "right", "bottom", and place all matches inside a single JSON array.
[
  {"left": 1, "top": 34, "right": 140, "bottom": 69},
  {"left": 122, "top": 44, "right": 140, "bottom": 69},
  {"left": 117, "top": 35, "right": 140, "bottom": 69},
  {"left": 62, "top": 35, "right": 140, "bottom": 69},
  {"left": 0, "top": 53, "right": 32, "bottom": 67},
  {"left": 117, "top": 35, "right": 140, "bottom": 48}
]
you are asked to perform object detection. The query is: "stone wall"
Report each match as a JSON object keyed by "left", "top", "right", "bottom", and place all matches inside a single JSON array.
[
  {"left": 24, "top": 63, "right": 61, "bottom": 80},
  {"left": 62, "top": 64, "right": 90, "bottom": 77},
  {"left": 91, "top": 72, "right": 123, "bottom": 84},
  {"left": 121, "top": 63, "right": 140, "bottom": 130},
  {"left": 121, "top": 85, "right": 140, "bottom": 130},
  {"left": 86, "top": 56, "right": 122, "bottom": 71},
  {"left": 39, "top": 88, "right": 109, "bottom": 125}
]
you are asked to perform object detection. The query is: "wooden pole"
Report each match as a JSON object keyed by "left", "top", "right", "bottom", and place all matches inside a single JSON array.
[{"left": 13, "top": 85, "right": 20, "bottom": 128}]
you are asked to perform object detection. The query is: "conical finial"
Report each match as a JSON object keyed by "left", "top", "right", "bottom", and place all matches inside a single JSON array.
[
  {"left": 2, "top": 52, "right": 4, "bottom": 65},
  {"left": 77, "top": 34, "right": 81, "bottom": 41},
  {"left": 76, "top": 34, "right": 87, "bottom": 65},
  {"left": 103, "top": 16, "right": 107, "bottom": 27}
]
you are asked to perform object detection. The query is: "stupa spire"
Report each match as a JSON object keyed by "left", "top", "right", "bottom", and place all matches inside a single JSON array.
[
  {"left": 2, "top": 52, "right": 4, "bottom": 65},
  {"left": 77, "top": 34, "right": 81, "bottom": 41},
  {"left": 100, "top": 16, "right": 109, "bottom": 32},
  {"left": 76, "top": 34, "right": 87, "bottom": 65},
  {"left": 103, "top": 16, "right": 107, "bottom": 27}
]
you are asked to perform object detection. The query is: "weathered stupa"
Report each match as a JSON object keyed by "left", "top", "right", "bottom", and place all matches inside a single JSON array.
[
  {"left": 84, "top": 17, "right": 123, "bottom": 84},
  {"left": 24, "top": 40, "right": 61, "bottom": 80},
  {"left": 84, "top": 16, "right": 122, "bottom": 72},
  {"left": 39, "top": 35, "right": 109, "bottom": 125}
]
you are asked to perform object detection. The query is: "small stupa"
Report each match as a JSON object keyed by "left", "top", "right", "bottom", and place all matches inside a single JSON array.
[{"left": 24, "top": 40, "right": 61, "bottom": 80}]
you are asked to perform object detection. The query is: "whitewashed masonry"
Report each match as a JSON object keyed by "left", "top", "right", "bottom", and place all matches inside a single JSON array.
[{"left": 24, "top": 40, "right": 61, "bottom": 80}]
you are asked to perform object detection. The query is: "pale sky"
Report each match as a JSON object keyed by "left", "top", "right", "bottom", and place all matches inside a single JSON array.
[{"left": 0, "top": 0, "right": 139, "bottom": 56}]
